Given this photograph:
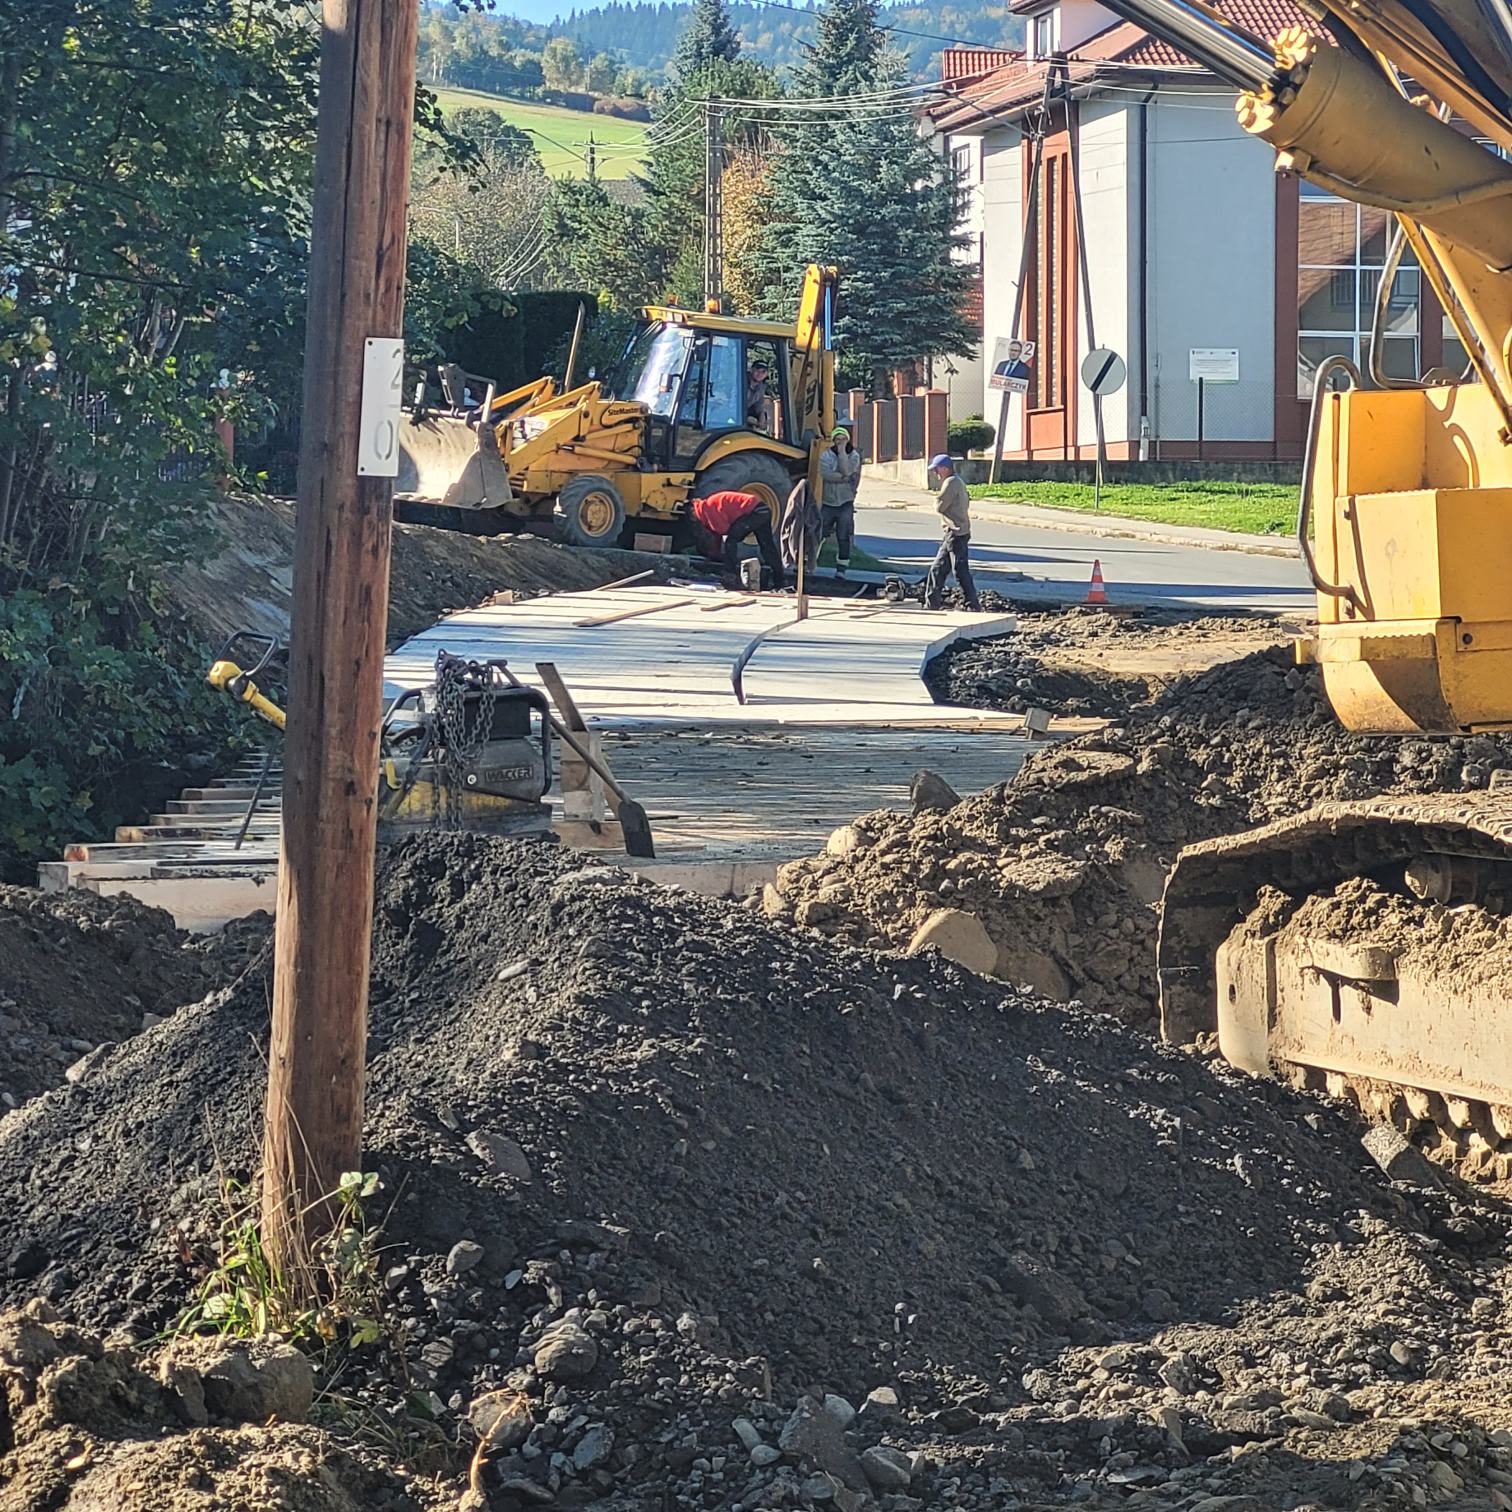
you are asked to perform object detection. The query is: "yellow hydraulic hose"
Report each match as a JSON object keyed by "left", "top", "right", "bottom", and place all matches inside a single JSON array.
[{"left": 207, "top": 659, "right": 288, "bottom": 732}]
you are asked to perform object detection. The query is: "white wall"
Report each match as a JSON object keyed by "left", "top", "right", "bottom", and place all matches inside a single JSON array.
[
  {"left": 1146, "top": 88, "right": 1277, "bottom": 445},
  {"left": 944, "top": 132, "right": 986, "bottom": 420},
  {"left": 1057, "top": 0, "right": 1120, "bottom": 51},
  {"left": 1074, "top": 99, "right": 1132, "bottom": 448},
  {"left": 978, "top": 123, "right": 1025, "bottom": 439}
]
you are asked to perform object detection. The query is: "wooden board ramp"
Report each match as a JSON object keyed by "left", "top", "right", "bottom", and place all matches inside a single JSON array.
[{"left": 50, "top": 585, "right": 1051, "bottom": 929}]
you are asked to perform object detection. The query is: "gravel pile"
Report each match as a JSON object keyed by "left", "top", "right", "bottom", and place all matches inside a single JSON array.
[
  {"left": 3, "top": 835, "right": 1505, "bottom": 1508},
  {"left": 769, "top": 649, "right": 1512, "bottom": 1026},
  {"left": 0, "top": 887, "right": 265, "bottom": 1110}
]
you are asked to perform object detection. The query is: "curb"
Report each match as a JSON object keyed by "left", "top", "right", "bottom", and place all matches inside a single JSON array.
[{"left": 865, "top": 496, "right": 1299, "bottom": 560}]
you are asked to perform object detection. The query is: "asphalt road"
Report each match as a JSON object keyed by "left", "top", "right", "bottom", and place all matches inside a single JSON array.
[{"left": 854, "top": 476, "right": 1315, "bottom": 616}]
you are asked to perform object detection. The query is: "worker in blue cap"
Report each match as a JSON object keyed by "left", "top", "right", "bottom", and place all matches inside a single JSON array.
[{"left": 923, "top": 454, "right": 980, "bottom": 611}]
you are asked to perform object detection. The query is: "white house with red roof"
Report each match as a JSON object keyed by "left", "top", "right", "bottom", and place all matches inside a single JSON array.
[{"left": 931, "top": 0, "right": 1450, "bottom": 460}]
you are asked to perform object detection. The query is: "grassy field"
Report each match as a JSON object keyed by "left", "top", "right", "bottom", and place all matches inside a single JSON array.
[
  {"left": 431, "top": 87, "right": 649, "bottom": 180},
  {"left": 970, "top": 480, "right": 1299, "bottom": 537}
]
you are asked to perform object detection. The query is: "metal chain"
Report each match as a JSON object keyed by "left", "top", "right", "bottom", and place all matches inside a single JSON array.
[{"left": 431, "top": 652, "right": 495, "bottom": 829}]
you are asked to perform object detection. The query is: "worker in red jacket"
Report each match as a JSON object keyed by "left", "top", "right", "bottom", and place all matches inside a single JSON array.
[{"left": 689, "top": 489, "right": 786, "bottom": 590}]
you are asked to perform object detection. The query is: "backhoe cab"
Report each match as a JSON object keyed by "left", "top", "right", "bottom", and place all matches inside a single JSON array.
[{"left": 396, "top": 265, "right": 838, "bottom": 550}]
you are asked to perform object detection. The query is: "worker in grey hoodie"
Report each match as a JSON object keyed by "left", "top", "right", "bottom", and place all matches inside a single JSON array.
[
  {"left": 923, "top": 453, "right": 981, "bottom": 611},
  {"left": 818, "top": 421, "right": 862, "bottom": 578}
]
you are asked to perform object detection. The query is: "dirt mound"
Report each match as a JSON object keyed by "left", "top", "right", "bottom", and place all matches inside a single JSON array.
[
  {"left": 927, "top": 607, "right": 1283, "bottom": 718},
  {"left": 0, "top": 1303, "right": 429, "bottom": 1512},
  {"left": 0, "top": 888, "right": 264, "bottom": 1110},
  {"left": 770, "top": 648, "right": 1512, "bottom": 1026},
  {"left": 1, "top": 838, "right": 1413, "bottom": 1379},
  {"left": 0, "top": 837, "right": 1506, "bottom": 1509}
]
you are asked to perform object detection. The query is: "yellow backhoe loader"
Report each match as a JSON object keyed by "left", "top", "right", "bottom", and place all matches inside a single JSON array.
[
  {"left": 1090, "top": 0, "right": 1512, "bottom": 1170},
  {"left": 396, "top": 265, "right": 839, "bottom": 548}
]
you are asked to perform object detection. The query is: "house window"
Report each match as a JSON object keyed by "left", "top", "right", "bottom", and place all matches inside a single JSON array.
[
  {"left": 1297, "top": 182, "right": 1419, "bottom": 398},
  {"left": 1030, "top": 8, "right": 1058, "bottom": 59},
  {"left": 951, "top": 142, "right": 973, "bottom": 185}
]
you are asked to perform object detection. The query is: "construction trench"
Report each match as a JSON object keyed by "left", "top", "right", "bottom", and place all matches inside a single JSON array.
[{"left": 11, "top": 517, "right": 1512, "bottom": 1510}]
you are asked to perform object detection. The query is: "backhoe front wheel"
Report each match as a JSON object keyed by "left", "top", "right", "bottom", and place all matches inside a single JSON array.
[
  {"left": 692, "top": 453, "right": 794, "bottom": 514},
  {"left": 555, "top": 474, "right": 627, "bottom": 548}
]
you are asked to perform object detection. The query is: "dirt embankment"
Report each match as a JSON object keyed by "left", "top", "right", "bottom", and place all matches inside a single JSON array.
[
  {"left": 770, "top": 643, "right": 1512, "bottom": 1027},
  {"left": 171, "top": 492, "right": 706, "bottom": 649},
  {"left": 926, "top": 605, "right": 1286, "bottom": 718},
  {"left": 2, "top": 837, "right": 1511, "bottom": 1511}
]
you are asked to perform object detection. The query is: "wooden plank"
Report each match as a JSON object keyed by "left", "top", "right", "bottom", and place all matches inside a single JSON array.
[
  {"left": 571, "top": 596, "right": 695, "bottom": 629},
  {"left": 590, "top": 568, "right": 657, "bottom": 592}
]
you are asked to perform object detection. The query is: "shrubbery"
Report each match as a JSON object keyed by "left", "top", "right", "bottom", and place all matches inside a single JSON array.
[{"left": 948, "top": 415, "right": 996, "bottom": 455}]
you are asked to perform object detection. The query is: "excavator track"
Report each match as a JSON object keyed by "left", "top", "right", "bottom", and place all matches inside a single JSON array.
[{"left": 1160, "top": 791, "right": 1512, "bottom": 1182}]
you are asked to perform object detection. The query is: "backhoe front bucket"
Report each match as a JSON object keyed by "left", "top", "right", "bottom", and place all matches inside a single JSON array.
[{"left": 396, "top": 411, "right": 512, "bottom": 510}]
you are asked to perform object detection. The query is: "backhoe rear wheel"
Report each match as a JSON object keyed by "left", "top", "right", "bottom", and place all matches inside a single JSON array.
[
  {"left": 692, "top": 453, "right": 795, "bottom": 514},
  {"left": 556, "top": 474, "right": 627, "bottom": 548}
]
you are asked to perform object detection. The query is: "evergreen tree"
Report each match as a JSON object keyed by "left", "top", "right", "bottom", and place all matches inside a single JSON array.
[
  {"left": 793, "top": 0, "right": 882, "bottom": 91},
  {"left": 542, "top": 179, "right": 663, "bottom": 310},
  {"left": 744, "top": 0, "right": 976, "bottom": 391},
  {"left": 641, "top": 51, "right": 777, "bottom": 305},
  {"left": 673, "top": 0, "right": 742, "bottom": 75}
]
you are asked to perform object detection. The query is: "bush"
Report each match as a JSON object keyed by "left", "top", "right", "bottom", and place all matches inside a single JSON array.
[
  {"left": 948, "top": 416, "right": 996, "bottom": 455},
  {"left": 0, "top": 588, "right": 248, "bottom": 881},
  {"left": 440, "top": 287, "right": 600, "bottom": 390}
]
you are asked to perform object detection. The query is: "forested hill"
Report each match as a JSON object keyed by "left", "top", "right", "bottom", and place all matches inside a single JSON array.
[
  {"left": 419, "top": 0, "right": 1022, "bottom": 86},
  {"left": 556, "top": 2, "right": 1020, "bottom": 78}
]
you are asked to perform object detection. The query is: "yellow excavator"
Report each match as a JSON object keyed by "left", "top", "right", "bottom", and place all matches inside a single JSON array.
[
  {"left": 1093, "top": 0, "right": 1512, "bottom": 1170},
  {"left": 397, "top": 265, "right": 839, "bottom": 547}
]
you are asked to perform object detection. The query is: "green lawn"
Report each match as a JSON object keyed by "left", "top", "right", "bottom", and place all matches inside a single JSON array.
[
  {"left": 432, "top": 88, "right": 648, "bottom": 180},
  {"left": 970, "top": 480, "right": 1299, "bottom": 537},
  {"left": 817, "top": 538, "right": 888, "bottom": 573}
]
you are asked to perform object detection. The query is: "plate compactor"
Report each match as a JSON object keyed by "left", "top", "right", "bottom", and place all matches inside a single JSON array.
[{"left": 208, "top": 633, "right": 554, "bottom": 841}]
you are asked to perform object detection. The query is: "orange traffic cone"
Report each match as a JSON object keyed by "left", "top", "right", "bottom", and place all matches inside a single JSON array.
[{"left": 1087, "top": 558, "right": 1109, "bottom": 605}]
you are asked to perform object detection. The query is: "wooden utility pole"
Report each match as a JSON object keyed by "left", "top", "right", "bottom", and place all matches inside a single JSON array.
[
  {"left": 263, "top": 0, "right": 419, "bottom": 1274},
  {"left": 703, "top": 99, "right": 723, "bottom": 308}
]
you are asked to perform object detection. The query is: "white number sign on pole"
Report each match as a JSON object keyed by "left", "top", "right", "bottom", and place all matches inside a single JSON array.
[
  {"left": 357, "top": 336, "right": 405, "bottom": 478},
  {"left": 1188, "top": 347, "right": 1240, "bottom": 384}
]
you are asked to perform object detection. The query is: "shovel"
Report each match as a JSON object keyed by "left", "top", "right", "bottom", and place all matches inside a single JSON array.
[{"left": 497, "top": 662, "right": 656, "bottom": 859}]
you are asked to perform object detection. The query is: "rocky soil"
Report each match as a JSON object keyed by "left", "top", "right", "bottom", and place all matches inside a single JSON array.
[
  {"left": 0, "top": 1304, "right": 424, "bottom": 1512},
  {"left": 3, "top": 838, "right": 1512, "bottom": 1509},
  {"left": 0, "top": 888, "right": 266, "bottom": 1111},
  {"left": 768, "top": 646, "right": 1512, "bottom": 1026},
  {"left": 926, "top": 608, "right": 1284, "bottom": 719}
]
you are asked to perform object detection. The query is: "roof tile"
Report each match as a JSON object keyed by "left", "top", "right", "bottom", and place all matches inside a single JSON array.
[{"left": 931, "top": 0, "right": 1322, "bottom": 128}]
